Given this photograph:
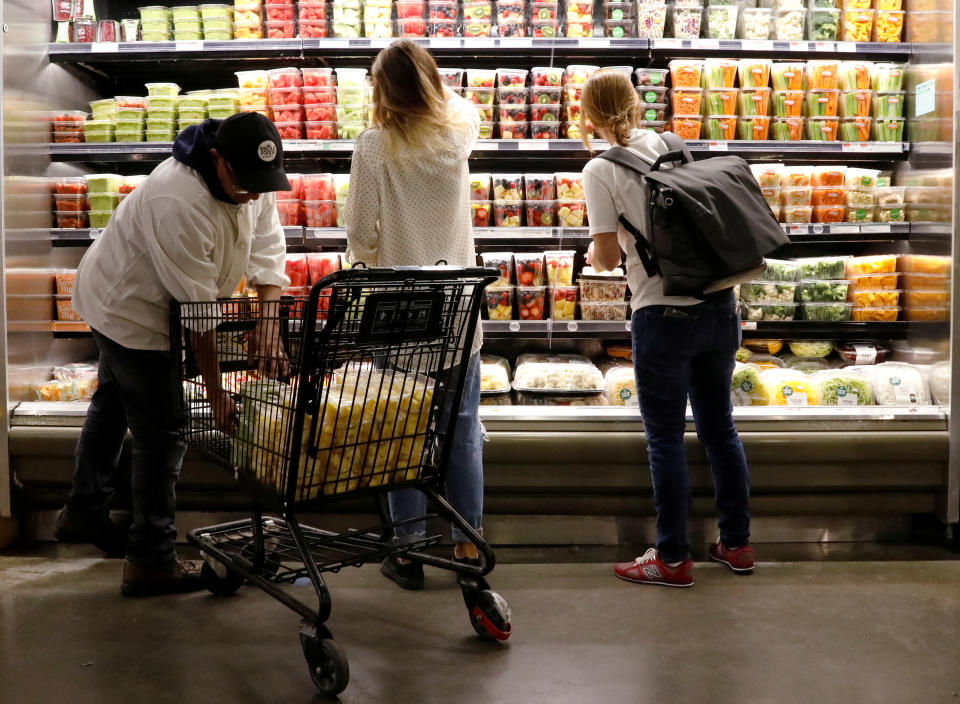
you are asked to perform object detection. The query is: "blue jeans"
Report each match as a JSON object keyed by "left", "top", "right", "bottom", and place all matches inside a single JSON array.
[
  {"left": 388, "top": 353, "right": 483, "bottom": 544},
  {"left": 67, "top": 330, "right": 187, "bottom": 565},
  {"left": 631, "top": 294, "right": 750, "bottom": 563}
]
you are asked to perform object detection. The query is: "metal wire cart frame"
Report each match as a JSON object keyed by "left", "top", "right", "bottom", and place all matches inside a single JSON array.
[{"left": 171, "top": 266, "right": 511, "bottom": 696}]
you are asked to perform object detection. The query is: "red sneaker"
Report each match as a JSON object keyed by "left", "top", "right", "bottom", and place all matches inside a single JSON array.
[
  {"left": 708, "top": 539, "right": 755, "bottom": 573},
  {"left": 614, "top": 548, "right": 694, "bottom": 588}
]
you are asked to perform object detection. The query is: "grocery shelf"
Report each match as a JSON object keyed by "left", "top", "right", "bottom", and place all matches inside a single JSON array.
[
  {"left": 52, "top": 223, "right": 927, "bottom": 249},
  {"left": 48, "top": 139, "right": 912, "bottom": 164},
  {"left": 908, "top": 141, "right": 953, "bottom": 166},
  {"left": 649, "top": 38, "right": 912, "bottom": 59},
  {"left": 484, "top": 320, "right": 632, "bottom": 339},
  {"left": 51, "top": 226, "right": 303, "bottom": 246},
  {"left": 740, "top": 320, "right": 949, "bottom": 341},
  {"left": 47, "top": 38, "right": 916, "bottom": 66}
]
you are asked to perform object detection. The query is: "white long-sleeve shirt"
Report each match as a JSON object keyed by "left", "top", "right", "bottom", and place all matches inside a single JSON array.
[
  {"left": 72, "top": 157, "right": 290, "bottom": 350},
  {"left": 345, "top": 94, "right": 483, "bottom": 355}
]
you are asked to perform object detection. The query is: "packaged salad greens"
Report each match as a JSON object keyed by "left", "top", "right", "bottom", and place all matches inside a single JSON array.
[
  {"left": 788, "top": 340, "right": 833, "bottom": 358},
  {"left": 731, "top": 362, "right": 769, "bottom": 406},
  {"left": 814, "top": 370, "right": 873, "bottom": 406}
]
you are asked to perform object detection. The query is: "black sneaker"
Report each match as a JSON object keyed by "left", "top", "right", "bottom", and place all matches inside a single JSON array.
[
  {"left": 54, "top": 508, "right": 127, "bottom": 557},
  {"left": 121, "top": 557, "right": 204, "bottom": 597},
  {"left": 381, "top": 555, "right": 425, "bottom": 590}
]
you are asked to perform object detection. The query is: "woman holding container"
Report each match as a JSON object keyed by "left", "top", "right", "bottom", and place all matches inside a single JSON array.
[
  {"left": 580, "top": 69, "right": 753, "bottom": 587},
  {"left": 344, "top": 39, "right": 484, "bottom": 590}
]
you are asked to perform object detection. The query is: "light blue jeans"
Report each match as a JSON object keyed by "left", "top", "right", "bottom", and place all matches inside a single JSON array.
[{"left": 388, "top": 353, "right": 483, "bottom": 543}]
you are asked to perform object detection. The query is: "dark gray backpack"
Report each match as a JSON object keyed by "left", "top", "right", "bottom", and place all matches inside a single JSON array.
[{"left": 598, "top": 132, "right": 789, "bottom": 299}]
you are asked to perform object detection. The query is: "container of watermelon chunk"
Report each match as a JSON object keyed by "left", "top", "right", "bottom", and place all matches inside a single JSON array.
[
  {"left": 305, "top": 103, "right": 336, "bottom": 123},
  {"left": 303, "top": 201, "right": 337, "bottom": 228},
  {"left": 302, "top": 173, "right": 335, "bottom": 201}
]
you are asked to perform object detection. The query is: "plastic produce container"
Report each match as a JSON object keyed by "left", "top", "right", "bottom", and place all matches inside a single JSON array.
[
  {"left": 852, "top": 306, "right": 900, "bottom": 321},
  {"left": 580, "top": 301, "right": 628, "bottom": 321},
  {"left": 806, "top": 116, "right": 839, "bottom": 141},
  {"left": 851, "top": 289, "right": 901, "bottom": 307},
  {"left": 774, "top": 7, "right": 805, "bottom": 39},
  {"left": 485, "top": 286, "right": 514, "bottom": 320},
  {"left": 839, "top": 116, "right": 872, "bottom": 142},
  {"left": 841, "top": 8, "right": 874, "bottom": 41},
  {"left": 703, "top": 88, "right": 738, "bottom": 116},
  {"left": 798, "top": 279, "right": 852, "bottom": 302},
  {"left": 671, "top": 4, "right": 702, "bottom": 37},
  {"left": 872, "top": 118, "right": 904, "bottom": 142},
  {"left": 805, "top": 89, "right": 839, "bottom": 117},
  {"left": 738, "top": 7, "right": 771, "bottom": 38},
  {"left": 705, "top": 4, "right": 738, "bottom": 38},
  {"left": 670, "top": 87, "right": 703, "bottom": 115},
  {"left": 900, "top": 272, "right": 948, "bottom": 290},
  {"left": 668, "top": 60, "right": 702, "bottom": 88},
  {"left": 773, "top": 90, "right": 804, "bottom": 118},
  {"left": 635, "top": 4, "right": 667, "bottom": 37},
  {"left": 738, "top": 59, "right": 771, "bottom": 89},
  {"left": 635, "top": 67, "right": 669, "bottom": 87},
  {"left": 803, "top": 302, "right": 852, "bottom": 321},
  {"left": 771, "top": 62, "right": 804, "bottom": 91},
  {"left": 838, "top": 61, "right": 873, "bottom": 90},
  {"left": 481, "top": 252, "right": 513, "bottom": 286},
  {"left": 741, "top": 280, "right": 798, "bottom": 303},
  {"left": 516, "top": 286, "right": 546, "bottom": 320},
  {"left": 742, "top": 302, "right": 798, "bottom": 321},
  {"left": 740, "top": 88, "right": 771, "bottom": 116},
  {"left": 808, "top": 7, "right": 840, "bottom": 39},
  {"left": 470, "top": 201, "right": 492, "bottom": 227}
]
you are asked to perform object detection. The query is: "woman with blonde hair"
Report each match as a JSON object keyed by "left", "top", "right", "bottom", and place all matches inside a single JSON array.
[
  {"left": 345, "top": 40, "right": 484, "bottom": 590},
  {"left": 580, "top": 69, "right": 753, "bottom": 587}
]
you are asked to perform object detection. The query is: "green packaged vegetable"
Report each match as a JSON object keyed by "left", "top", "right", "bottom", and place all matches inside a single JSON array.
[
  {"left": 742, "top": 302, "right": 798, "bottom": 321},
  {"left": 798, "top": 280, "right": 851, "bottom": 303},
  {"left": 871, "top": 63, "right": 905, "bottom": 92},
  {"left": 788, "top": 341, "right": 833, "bottom": 358},
  {"left": 761, "top": 259, "right": 802, "bottom": 282},
  {"left": 872, "top": 118, "right": 904, "bottom": 142},
  {"left": 872, "top": 91, "right": 904, "bottom": 118},
  {"left": 802, "top": 302, "right": 852, "bottom": 321},
  {"left": 732, "top": 362, "right": 769, "bottom": 406},
  {"left": 797, "top": 256, "right": 848, "bottom": 279},
  {"left": 814, "top": 371, "right": 873, "bottom": 406},
  {"left": 807, "top": 8, "right": 839, "bottom": 40}
]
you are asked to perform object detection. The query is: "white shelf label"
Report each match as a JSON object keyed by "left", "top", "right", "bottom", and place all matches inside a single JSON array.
[
  {"left": 789, "top": 41, "right": 806, "bottom": 51},
  {"left": 788, "top": 224, "right": 808, "bottom": 235},
  {"left": 91, "top": 42, "right": 118, "bottom": 53},
  {"left": 784, "top": 388, "right": 808, "bottom": 407},
  {"left": 525, "top": 140, "right": 550, "bottom": 150},
  {"left": 463, "top": 38, "right": 487, "bottom": 48},
  {"left": 175, "top": 40, "right": 203, "bottom": 51},
  {"left": 589, "top": 39, "right": 610, "bottom": 48},
  {"left": 741, "top": 321, "right": 757, "bottom": 331},
  {"left": 811, "top": 224, "right": 824, "bottom": 234},
  {"left": 871, "top": 224, "right": 892, "bottom": 233},
  {"left": 508, "top": 322, "right": 521, "bottom": 332},
  {"left": 707, "top": 141, "right": 729, "bottom": 152},
  {"left": 830, "top": 224, "right": 858, "bottom": 234},
  {"left": 836, "top": 41, "right": 857, "bottom": 52},
  {"left": 697, "top": 39, "right": 720, "bottom": 49},
  {"left": 915, "top": 79, "right": 936, "bottom": 117},
  {"left": 566, "top": 322, "right": 579, "bottom": 332},
  {"left": 740, "top": 40, "right": 773, "bottom": 51},
  {"left": 501, "top": 38, "right": 533, "bottom": 48},
  {"left": 323, "top": 40, "right": 350, "bottom": 48},
  {"left": 836, "top": 388, "right": 859, "bottom": 407},
  {"left": 473, "top": 141, "right": 498, "bottom": 151},
  {"left": 656, "top": 39, "right": 682, "bottom": 49},
  {"left": 813, "top": 41, "right": 834, "bottom": 52}
]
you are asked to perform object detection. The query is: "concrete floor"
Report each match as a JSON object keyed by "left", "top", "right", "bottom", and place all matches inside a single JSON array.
[{"left": 2, "top": 547, "right": 960, "bottom": 704}]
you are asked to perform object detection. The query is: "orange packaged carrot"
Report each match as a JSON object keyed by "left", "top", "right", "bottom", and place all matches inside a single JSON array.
[
  {"left": 670, "top": 88, "right": 702, "bottom": 116},
  {"left": 670, "top": 116, "right": 702, "bottom": 140},
  {"left": 811, "top": 166, "right": 846, "bottom": 187},
  {"left": 772, "top": 117, "right": 804, "bottom": 141},
  {"left": 668, "top": 60, "right": 702, "bottom": 88},
  {"left": 814, "top": 205, "right": 845, "bottom": 223},
  {"left": 806, "top": 60, "right": 839, "bottom": 90}
]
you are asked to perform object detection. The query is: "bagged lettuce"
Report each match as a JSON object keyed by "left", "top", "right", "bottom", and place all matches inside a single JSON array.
[
  {"left": 813, "top": 370, "right": 873, "bottom": 406},
  {"left": 732, "top": 362, "right": 768, "bottom": 406}
]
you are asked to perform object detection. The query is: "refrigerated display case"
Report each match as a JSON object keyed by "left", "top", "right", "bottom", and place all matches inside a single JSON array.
[{"left": 1, "top": 0, "right": 957, "bottom": 545}]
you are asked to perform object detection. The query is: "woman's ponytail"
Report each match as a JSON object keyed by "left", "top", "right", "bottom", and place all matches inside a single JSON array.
[{"left": 579, "top": 69, "right": 641, "bottom": 149}]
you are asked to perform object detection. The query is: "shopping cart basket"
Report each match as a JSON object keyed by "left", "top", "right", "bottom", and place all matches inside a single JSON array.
[{"left": 172, "top": 266, "right": 511, "bottom": 696}]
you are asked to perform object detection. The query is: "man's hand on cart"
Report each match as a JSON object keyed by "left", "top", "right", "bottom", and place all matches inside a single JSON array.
[
  {"left": 211, "top": 388, "right": 238, "bottom": 434},
  {"left": 251, "top": 315, "right": 290, "bottom": 380}
]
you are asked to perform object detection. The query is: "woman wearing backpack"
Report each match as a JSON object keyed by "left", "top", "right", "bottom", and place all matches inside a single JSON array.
[
  {"left": 580, "top": 69, "right": 753, "bottom": 587},
  {"left": 345, "top": 40, "right": 485, "bottom": 590}
]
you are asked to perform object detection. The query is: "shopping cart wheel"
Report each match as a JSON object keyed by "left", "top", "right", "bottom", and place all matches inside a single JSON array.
[
  {"left": 200, "top": 560, "right": 245, "bottom": 597},
  {"left": 300, "top": 631, "right": 350, "bottom": 696},
  {"left": 459, "top": 576, "right": 513, "bottom": 642}
]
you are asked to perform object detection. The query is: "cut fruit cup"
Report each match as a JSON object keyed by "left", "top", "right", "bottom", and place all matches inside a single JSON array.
[
  {"left": 398, "top": 18, "right": 429, "bottom": 35},
  {"left": 54, "top": 177, "right": 86, "bottom": 195},
  {"left": 531, "top": 66, "right": 563, "bottom": 87},
  {"left": 498, "top": 88, "right": 529, "bottom": 106},
  {"left": 471, "top": 200, "right": 492, "bottom": 226},
  {"left": 580, "top": 301, "right": 629, "bottom": 321},
  {"left": 485, "top": 285, "right": 515, "bottom": 320},
  {"left": 56, "top": 211, "right": 89, "bottom": 229},
  {"left": 517, "top": 286, "right": 546, "bottom": 320},
  {"left": 470, "top": 173, "right": 491, "bottom": 200},
  {"left": 851, "top": 306, "right": 901, "bottom": 322},
  {"left": 525, "top": 200, "right": 557, "bottom": 226},
  {"left": 305, "top": 121, "right": 337, "bottom": 139},
  {"left": 551, "top": 285, "right": 578, "bottom": 320},
  {"left": 545, "top": 250, "right": 575, "bottom": 285},
  {"left": 428, "top": 0, "right": 458, "bottom": 20},
  {"left": 269, "top": 87, "right": 303, "bottom": 106},
  {"left": 276, "top": 199, "right": 302, "bottom": 226},
  {"left": 303, "top": 200, "right": 338, "bottom": 228},
  {"left": 514, "top": 252, "right": 545, "bottom": 286},
  {"left": 530, "top": 103, "right": 561, "bottom": 121},
  {"left": 496, "top": 67, "right": 528, "bottom": 89},
  {"left": 494, "top": 201, "right": 524, "bottom": 227},
  {"left": 480, "top": 251, "right": 513, "bottom": 285},
  {"left": 850, "top": 289, "right": 902, "bottom": 307},
  {"left": 465, "top": 87, "right": 495, "bottom": 106},
  {"left": 523, "top": 174, "right": 555, "bottom": 200},
  {"left": 557, "top": 200, "right": 587, "bottom": 227},
  {"left": 88, "top": 211, "right": 114, "bottom": 229},
  {"left": 492, "top": 174, "right": 523, "bottom": 200},
  {"left": 298, "top": 19, "right": 329, "bottom": 36},
  {"left": 273, "top": 121, "right": 304, "bottom": 139},
  {"left": 531, "top": 122, "right": 560, "bottom": 139},
  {"left": 305, "top": 103, "right": 336, "bottom": 122}
]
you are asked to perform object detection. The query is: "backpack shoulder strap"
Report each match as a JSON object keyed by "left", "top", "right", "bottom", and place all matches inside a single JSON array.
[
  {"left": 597, "top": 145, "right": 653, "bottom": 177},
  {"left": 595, "top": 147, "right": 661, "bottom": 280}
]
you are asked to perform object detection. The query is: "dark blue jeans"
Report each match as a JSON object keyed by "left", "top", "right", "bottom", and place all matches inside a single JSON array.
[
  {"left": 67, "top": 330, "right": 187, "bottom": 565},
  {"left": 631, "top": 294, "right": 750, "bottom": 563}
]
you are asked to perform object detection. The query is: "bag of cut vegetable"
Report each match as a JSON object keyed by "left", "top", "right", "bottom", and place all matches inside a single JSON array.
[
  {"left": 732, "top": 362, "right": 768, "bottom": 406},
  {"left": 813, "top": 369, "right": 874, "bottom": 406},
  {"left": 758, "top": 368, "right": 819, "bottom": 406}
]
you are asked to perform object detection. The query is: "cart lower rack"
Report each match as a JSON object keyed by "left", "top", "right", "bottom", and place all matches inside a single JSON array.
[{"left": 173, "top": 266, "right": 512, "bottom": 696}]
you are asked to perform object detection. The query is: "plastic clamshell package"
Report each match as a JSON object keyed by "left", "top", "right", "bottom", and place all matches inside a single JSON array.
[
  {"left": 480, "top": 355, "right": 512, "bottom": 393},
  {"left": 741, "top": 302, "right": 797, "bottom": 321},
  {"left": 512, "top": 353, "right": 604, "bottom": 393}
]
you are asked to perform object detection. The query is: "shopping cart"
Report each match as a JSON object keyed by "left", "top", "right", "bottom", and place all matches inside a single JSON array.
[{"left": 171, "top": 266, "right": 511, "bottom": 696}]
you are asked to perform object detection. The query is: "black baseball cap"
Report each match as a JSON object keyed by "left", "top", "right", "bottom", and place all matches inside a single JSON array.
[{"left": 214, "top": 112, "right": 291, "bottom": 193}]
